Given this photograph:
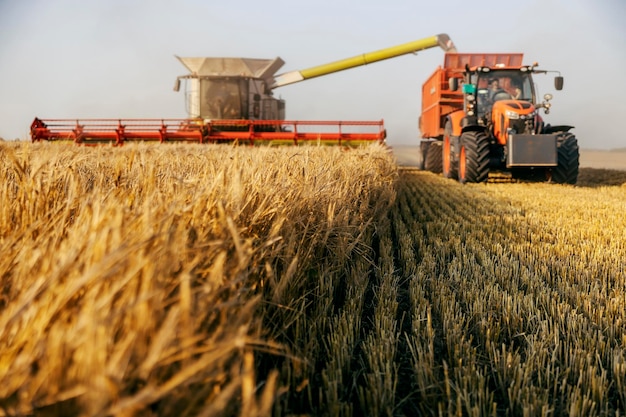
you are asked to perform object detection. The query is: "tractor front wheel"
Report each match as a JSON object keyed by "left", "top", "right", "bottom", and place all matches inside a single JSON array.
[
  {"left": 551, "top": 132, "right": 579, "bottom": 184},
  {"left": 458, "top": 131, "right": 490, "bottom": 183}
]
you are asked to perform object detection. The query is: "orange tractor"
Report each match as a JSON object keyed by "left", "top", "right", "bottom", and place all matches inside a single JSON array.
[
  {"left": 30, "top": 34, "right": 456, "bottom": 146},
  {"left": 419, "top": 53, "right": 579, "bottom": 183}
]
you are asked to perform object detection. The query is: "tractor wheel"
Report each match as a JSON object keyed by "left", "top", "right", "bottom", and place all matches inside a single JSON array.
[
  {"left": 424, "top": 140, "right": 443, "bottom": 173},
  {"left": 418, "top": 145, "right": 426, "bottom": 170},
  {"left": 458, "top": 131, "right": 490, "bottom": 183},
  {"left": 551, "top": 132, "right": 579, "bottom": 184},
  {"left": 443, "top": 122, "right": 457, "bottom": 179}
]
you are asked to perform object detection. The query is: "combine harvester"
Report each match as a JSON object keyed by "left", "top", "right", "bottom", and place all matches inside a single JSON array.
[
  {"left": 419, "top": 53, "right": 579, "bottom": 183},
  {"left": 31, "top": 34, "right": 456, "bottom": 146}
]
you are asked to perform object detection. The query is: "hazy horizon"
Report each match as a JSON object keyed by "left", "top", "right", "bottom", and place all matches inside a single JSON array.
[{"left": 1, "top": 0, "right": 624, "bottom": 149}]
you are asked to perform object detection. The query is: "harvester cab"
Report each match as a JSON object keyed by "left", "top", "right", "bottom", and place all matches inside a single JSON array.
[{"left": 420, "top": 53, "right": 579, "bottom": 184}]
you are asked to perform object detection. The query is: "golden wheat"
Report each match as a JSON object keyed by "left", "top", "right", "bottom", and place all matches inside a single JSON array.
[
  {"left": 1, "top": 141, "right": 625, "bottom": 416},
  {"left": 0, "top": 142, "right": 396, "bottom": 416}
]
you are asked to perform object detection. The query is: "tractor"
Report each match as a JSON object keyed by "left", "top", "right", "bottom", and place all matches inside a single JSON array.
[{"left": 419, "top": 53, "right": 579, "bottom": 183}]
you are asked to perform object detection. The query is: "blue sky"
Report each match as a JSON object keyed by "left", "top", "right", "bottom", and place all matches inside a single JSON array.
[{"left": 1, "top": 0, "right": 624, "bottom": 149}]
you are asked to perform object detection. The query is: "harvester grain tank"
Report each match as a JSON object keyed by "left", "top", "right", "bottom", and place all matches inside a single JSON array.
[
  {"left": 31, "top": 34, "right": 456, "bottom": 145},
  {"left": 419, "top": 53, "right": 579, "bottom": 183},
  {"left": 172, "top": 57, "right": 286, "bottom": 121}
]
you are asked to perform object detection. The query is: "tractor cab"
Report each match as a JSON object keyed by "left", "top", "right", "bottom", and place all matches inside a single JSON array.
[
  {"left": 451, "top": 66, "right": 561, "bottom": 144},
  {"left": 471, "top": 70, "right": 535, "bottom": 114},
  {"left": 470, "top": 70, "right": 539, "bottom": 144}
]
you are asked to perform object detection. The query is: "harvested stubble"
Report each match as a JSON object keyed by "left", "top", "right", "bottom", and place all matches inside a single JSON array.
[
  {"left": 395, "top": 171, "right": 626, "bottom": 416},
  {"left": 0, "top": 142, "right": 397, "bottom": 416}
]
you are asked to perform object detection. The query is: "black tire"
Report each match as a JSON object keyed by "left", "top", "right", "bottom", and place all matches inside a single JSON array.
[
  {"left": 418, "top": 145, "right": 426, "bottom": 170},
  {"left": 458, "top": 131, "right": 490, "bottom": 183},
  {"left": 424, "top": 140, "right": 443, "bottom": 173},
  {"left": 418, "top": 141, "right": 430, "bottom": 170},
  {"left": 551, "top": 132, "right": 579, "bottom": 184},
  {"left": 443, "top": 122, "right": 458, "bottom": 179}
]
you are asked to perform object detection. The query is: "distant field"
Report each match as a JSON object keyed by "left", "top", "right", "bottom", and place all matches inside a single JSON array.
[
  {"left": 391, "top": 144, "right": 626, "bottom": 171},
  {"left": 579, "top": 149, "right": 626, "bottom": 171}
]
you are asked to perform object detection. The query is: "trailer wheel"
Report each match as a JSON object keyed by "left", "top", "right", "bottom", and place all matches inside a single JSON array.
[
  {"left": 424, "top": 140, "right": 443, "bottom": 173},
  {"left": 418, "top": 142, "right": 428, "bottom": 170},
  {"left": 551, "top": 132, "right": 579, "bottom": 184},
  {"left": 443, "top": 122, "right": 457, "bottom": 179},
  {"left": 458, "top": 131, "right": 490, "bottom": 183}
]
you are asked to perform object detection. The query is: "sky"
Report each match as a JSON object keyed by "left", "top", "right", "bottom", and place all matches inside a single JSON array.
[{"left": 1, "top": 0, "right": 625, "bottom": 149}]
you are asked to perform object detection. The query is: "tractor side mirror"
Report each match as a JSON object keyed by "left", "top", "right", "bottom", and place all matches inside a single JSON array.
[
  {"left": 449, "top": 77, "right": 459, "bottom": 91},
  {"left": 173, "top": 78, "right": 181, "bottom": 92},
  {"left": 554, "top": 76, "right": 564, "bottom": 91}
]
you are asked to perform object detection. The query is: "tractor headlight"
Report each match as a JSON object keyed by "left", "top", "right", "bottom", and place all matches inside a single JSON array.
[
  {"left": 466, "top": 93, "right": 476, "bottom": 116},
  {"left": 519, "top": 111, "right": 536, "bottom": 120},
  {"left": 505, "top": 110, "right": 520, "bottom": 120}
]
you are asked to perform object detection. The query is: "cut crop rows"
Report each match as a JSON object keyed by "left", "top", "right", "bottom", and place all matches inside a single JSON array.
[{"left": 388, "top": 170, "right": 626, "bottom": 416}]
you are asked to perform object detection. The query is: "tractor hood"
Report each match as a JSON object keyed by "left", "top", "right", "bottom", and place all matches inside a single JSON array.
[
  {"left": 492, "top": 100, "right": 538, "bottom": 127},
  {"left": 494, "top": 100, "right": 535, "bottom": 114},
  {"left": 492, "top": 100, "right": 539, "bottom": 143}
]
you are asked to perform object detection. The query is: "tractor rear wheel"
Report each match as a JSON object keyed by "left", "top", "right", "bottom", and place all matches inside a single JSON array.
[
  {"left": 458, "top": 131, "right": 490, "bottom": 183},
  {"left": 551, "top": 132, "right": 579, "bottom": 184},
  {"left": 443, "top": 122, "right": 458, "bottom": 179},
  {"left": 424, "top": 141, "right": 443, "bottom": 173}
]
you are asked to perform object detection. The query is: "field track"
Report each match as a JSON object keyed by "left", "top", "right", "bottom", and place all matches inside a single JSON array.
[
  {"left": 295, "top": 167, "right": 626, "bottom": 416},
  {"left": 273, "top": 166, "right": 626, "bottom": 416}
]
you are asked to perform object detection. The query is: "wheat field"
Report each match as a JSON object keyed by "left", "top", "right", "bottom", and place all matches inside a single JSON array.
[{"left": 1, "top": 142, "right": 625, "bottom": 416}]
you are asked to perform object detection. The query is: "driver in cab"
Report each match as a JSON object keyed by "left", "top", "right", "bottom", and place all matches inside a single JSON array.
[
  {"left": 478, "top": 78, "right": 511, "bottom": 113},
  {"left": 487, "top": 78, "right": 501, "bottom": 102}
]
